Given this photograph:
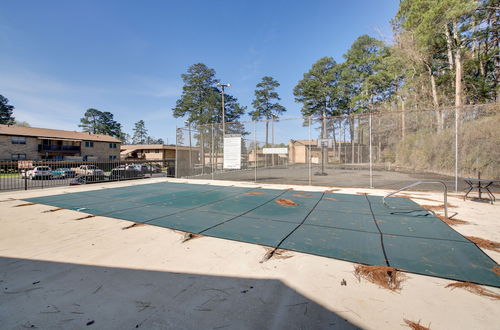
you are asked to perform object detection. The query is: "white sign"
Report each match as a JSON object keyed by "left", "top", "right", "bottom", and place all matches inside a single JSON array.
[
  {"left": 18, "top": 160, "right": 33, "bottom": 169},
  {"left": 223, "top": 136, "right": 242, "bottom": 169},
  {"left": 263, "top": 148, "right": 288, "bottom": 155}
]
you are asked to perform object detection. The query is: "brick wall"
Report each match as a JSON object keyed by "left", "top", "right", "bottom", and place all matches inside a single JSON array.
[
  {"left": 0, "top": 135, "right": 40, "bottom": 160},
  {"left": 81, "top": 141, "right": 120, "bottom": 160},
  {"left": 1, "top": 134, "right": 120, "bottom": 161}
]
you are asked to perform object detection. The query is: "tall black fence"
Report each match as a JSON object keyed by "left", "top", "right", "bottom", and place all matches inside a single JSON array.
[{"left": 0, "top": 158, "right": 175, "bottom": 191}]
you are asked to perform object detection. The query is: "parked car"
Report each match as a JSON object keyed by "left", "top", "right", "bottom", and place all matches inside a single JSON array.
[
  {"left": 108, "top": 168, "right": 145, "bottom": 181},
  {"left": 51, "top": 168, "right": 76, "bottom": 179},
  {"left": 145, "top": 164, "right": 163, "bottom": 173},
  {"left": 69, "top": 173, "right": 106, "bottom": 185},
  {"left": 21, "top": 166, "right": 52, "bottom": 180},
  {"left": 73, "top": 165, "right": 105, "bottom": 176},
  {"left": 126, "top": 164, "right": 149, "bottom": 173}
]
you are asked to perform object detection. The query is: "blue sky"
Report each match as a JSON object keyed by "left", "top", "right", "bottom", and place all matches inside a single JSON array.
[{"left": 0, "top": 0, "right": 398, "bottom": 144}]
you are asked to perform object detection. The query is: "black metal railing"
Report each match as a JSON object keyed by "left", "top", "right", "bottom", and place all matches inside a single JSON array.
[
  {"left": 0, "top": 158, "right": 175, "bottom": 191},
  {"left": 37, "top": 145, "right": 81, "bottom": 153}
]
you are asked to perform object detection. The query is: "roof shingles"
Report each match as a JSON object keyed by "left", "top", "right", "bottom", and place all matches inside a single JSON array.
[{"left": 0, "top": 124, "right": 121, "bottom": 143}]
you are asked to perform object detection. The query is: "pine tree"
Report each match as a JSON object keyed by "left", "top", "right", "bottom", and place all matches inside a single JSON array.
[
  {"left": 250, "top": 76, "right": 286, "bottom": 146},
  {"left": 173, "top": 63, "right": 246, "bottom": 125},
  {"left": 79, "top": 108, "right": 123, "bottom": 138},
  {"left": 0, "top": 95, "right": 15, "bottom": 125},
  {"left": 132, "top": 120, "right": 148, "bottom": 144}
]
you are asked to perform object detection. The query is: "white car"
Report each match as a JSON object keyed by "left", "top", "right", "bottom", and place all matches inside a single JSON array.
[
  {"left": 22, "top": 166, "right": 52, "bottom": 180},
  {"left": 74, "top": 165, "right": 105, "bottom": 176},
  {"left": 126, "top": 164, "right": 149, "bottom": 172}
]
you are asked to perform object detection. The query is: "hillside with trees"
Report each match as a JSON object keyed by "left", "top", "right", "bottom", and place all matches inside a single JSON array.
[{"left": 292, "top": 0, "right": 499, "bottom": 178}]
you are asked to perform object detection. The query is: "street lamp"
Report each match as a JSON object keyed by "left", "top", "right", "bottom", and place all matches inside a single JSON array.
[{"left": 217, "top": 83, "right": 231, "bottom": 136}]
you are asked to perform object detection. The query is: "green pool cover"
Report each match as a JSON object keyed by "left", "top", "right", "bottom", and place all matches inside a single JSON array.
[{"left": 24, "top": 182, "right": 500, "bottom": 287}]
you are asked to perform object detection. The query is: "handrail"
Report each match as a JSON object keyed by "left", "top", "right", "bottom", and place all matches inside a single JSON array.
[{"left": 383, "top": 180, "right": 448, "bottom": 219}]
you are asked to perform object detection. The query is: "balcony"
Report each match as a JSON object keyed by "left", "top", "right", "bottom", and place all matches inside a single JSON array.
[{"left": 38, "top": 145, "right": 81, "bottom": 153}]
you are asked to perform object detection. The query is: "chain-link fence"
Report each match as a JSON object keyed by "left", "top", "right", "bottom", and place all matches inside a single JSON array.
[{"left": 176, "top": 103, "right": 500, "bottom": 191}]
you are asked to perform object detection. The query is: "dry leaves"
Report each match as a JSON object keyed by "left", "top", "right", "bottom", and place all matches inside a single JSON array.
[
  {"left": 354, "top": 265, "right": 406, "bottom": 291},
  {"left": 465, "top": 236, "right": 500, "bottom": 252},
  {"left": 275, "top": 199, "right": 298, "bottom": 206},
  {"left": 436, "top": 214, "right": 469, "bottom": 226},
  {"left": 404, "top": 319, "right": 430, "bottom": 330},
  {"left": 446, "top": 282, "right": 500, "bottom": 300}
]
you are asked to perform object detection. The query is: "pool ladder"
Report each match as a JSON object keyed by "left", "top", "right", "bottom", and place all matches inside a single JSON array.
[{"left": 382, "top": 180, "right": 449, "bottom": 219}]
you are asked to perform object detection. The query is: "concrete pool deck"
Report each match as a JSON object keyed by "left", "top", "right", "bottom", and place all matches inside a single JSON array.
[{"left": 1, "top": 178, "right": 499, "bottom": 329}]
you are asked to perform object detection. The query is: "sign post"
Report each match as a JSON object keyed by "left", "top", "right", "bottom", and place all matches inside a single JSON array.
[
  {"left": 18, "top": 161, "right": 32, "bottom": 190},
  {"left": 316, "top": 139, "right": 333, "bottom": 176}
]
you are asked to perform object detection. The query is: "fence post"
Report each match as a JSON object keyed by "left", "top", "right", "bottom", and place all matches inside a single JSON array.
[
  {"left": 254, "top": 121, "right": 257, "bottom": 183},
  {"left": 188, "top": 122, "right": 192, "bottom": 177},
  {"left": 41, "top": 161, "right": 44, "bottom": 189},
  {"left": 24, "top": 168, "right": 28, "bottom": 190},
  {"left": 211, "top": 124, "right": 214, "bottom": 181},
  {"left": 175, "top": 126, "right": 178, "bottom": 178},
  {"left": 201, "top": 125, "right": 204, "bottom": 175},
  {"left": 308, "top": 116, "right": 312, "bottom": 186},
  {"left": 369, "top": 112, "right": 373, "bottom": 189},
  {"left": 454, "top": 107, "right": 458, "bottom": 193}
]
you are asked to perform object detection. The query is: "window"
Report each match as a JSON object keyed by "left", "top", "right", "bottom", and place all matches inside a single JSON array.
[
  {"left": 109, "top": 143, "right": 117, "bottom": 149},
  {"left": 11, "top": 136, "right": 26, "bottom": 144},
  {"left": 109, "top": 155, "right": 117, "bottom": 160},
  {"left": 85, "top": 141, "right": 94, "bottom": 147},
  {"left": 11, "top": 154, "right": 26, "bottom": 160}
]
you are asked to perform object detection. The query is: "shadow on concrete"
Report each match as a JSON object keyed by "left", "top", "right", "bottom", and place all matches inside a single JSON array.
[{"left": 0, "top": 257, "right": 360, "bottom": 329}]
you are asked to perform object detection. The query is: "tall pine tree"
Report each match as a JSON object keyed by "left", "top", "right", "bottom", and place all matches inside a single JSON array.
[
  {"left": 250, "top": 76, "right": 286, "bottom": 146},
  {"left": 0, "top": 95, "right": 15, "bottom": 125}
]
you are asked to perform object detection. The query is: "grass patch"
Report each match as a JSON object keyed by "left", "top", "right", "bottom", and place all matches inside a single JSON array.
[{"left": 0, "top": 173, "right": 20, "bottom": 178}]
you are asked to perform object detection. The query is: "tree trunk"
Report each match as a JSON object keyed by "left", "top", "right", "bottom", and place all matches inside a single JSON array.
[
  {"left": 471, "top": 17, "right": 477, "bottom": 59},
  {"left": 265, "top": 120, "right": 269, "bottom": 146},
  {"left": 322, "top": 110, "right": 327, "bottom": 139},
  {"left": 429, "top": 69, "right": 439, "bottom": 108},
  {"left": 444, "top": 25, "right": 455, "bottom": 71},
  {"left": 401, "top": 98, "right": 406, "bottom": 139},
  {"left": 376, "top": 116, "right": 381, "bottom": 162},
  {"left": 453, "top": 21, "right": 463, "bottom": 110},
  {"left": 479, "top": 41, "right": 486, "bottom": 76},
  {"left": 426, "top": 63, "right": 443, "bottom": 131},
  {"left": 492, "top": 9, "right": 500, "bottom": 101},
  {"left": 350, "top": 117, "right": 355, "bottom": 164}
]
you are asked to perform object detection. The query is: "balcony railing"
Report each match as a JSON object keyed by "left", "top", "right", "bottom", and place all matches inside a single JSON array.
[{"left": 38, "top": 145, "right": 81, "bottom": 153}]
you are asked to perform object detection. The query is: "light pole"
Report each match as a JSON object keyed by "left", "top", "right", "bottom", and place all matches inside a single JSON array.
[{"left": 217, "top": 83, "right": 231, "bottom": 136}]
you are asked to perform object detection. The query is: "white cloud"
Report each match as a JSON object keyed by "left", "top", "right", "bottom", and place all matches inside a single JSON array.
[{"left": 0, "top": 70, "right": 181, "bottom": 131}]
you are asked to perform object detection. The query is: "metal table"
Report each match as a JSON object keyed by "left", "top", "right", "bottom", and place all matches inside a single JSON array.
[{"left": 464, "top": 178, "right": 499, "bottom": 204}]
